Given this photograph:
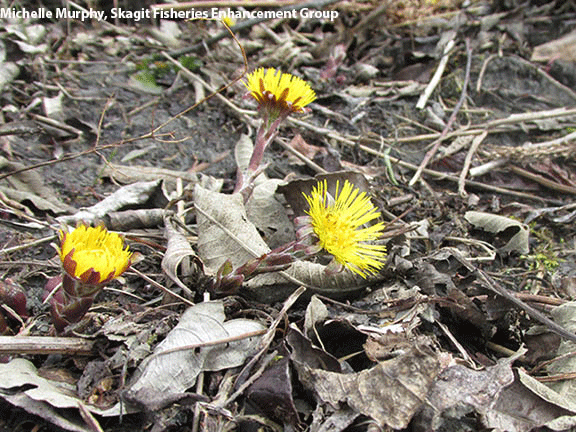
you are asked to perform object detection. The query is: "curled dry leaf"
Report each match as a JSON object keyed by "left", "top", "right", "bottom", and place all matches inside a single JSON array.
[
  {"left": 161, "top": 216, "right": 201, "bottom": 297},
  {"left": 103, "top": 208, "right": 166, "bottom": 231},
  {"left": 464, "top": 211, "right": 530, "bottom": 254},
  {"left": 58, "top": 180, "right": 168, "bottom": 225}
]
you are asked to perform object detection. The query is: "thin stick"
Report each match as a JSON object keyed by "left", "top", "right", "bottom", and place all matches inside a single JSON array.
[
  {"left": 289, "top": 118, "right": 552, "bottom": 202},
  {"left": 130, "top": 267, "right": 195, "bottom": 306},
  {"left": 416, "top": 38, "right": 456, "bottom": 110},
  {"left": 459, "top": 130, "right": 488, "bottom": 197},
  {"left": 274, "top": 137, "right": 327, "bottom": 174},
  {"left": 0, "top": 335, "right": 95, "bottom": 356},
  {"left": 476, "top": 269, "right": 576, "bottom": 344},
  {"left": 410, "top": 38, "right": 472, "bottom": 186},
  {"left": 0, "top": 234, "right": 56, "bottom": 255},
  {"left": 219, "top": 286, "right": 306, "bottom": 408},
  {"left": 509, "top": 165, "right": 576, "bottom": 195}
]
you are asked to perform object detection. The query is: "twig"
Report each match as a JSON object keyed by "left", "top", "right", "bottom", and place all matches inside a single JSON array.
[
  {"left": 0, "top": 234, "right": 56, "bottom": 255},
  {"left": 274, "top": 137, "right": 327, "bottom": 174},
  {"left": 476, "top": 269, "right": 576, "bottom": 344},
  {"left": 0, "top": 335, "right": 95, "bottom": 356},
  {"left": 145, "top": 329, "right": 268, "bottom": 360},
  {"left": 130, "top": 267, "right": 195, "bottom": 307},
  {"left": 458, "top": 130, "right": 488, "bottom": 197},
  {"left": 416, "top": 37, "right": 455, "bottom": 110},
  {"left": 410, "top": 37, "right": 472, "bottom": 186},
  {"left": 219, "top": 285, "right": 306, "bottom": 408},
  {"left": 469, "top": 158, "right": 507, "bottom": 177},
  {"left": 30, "top": 114, "right": 84, "bottom": 137},
  {"left": 509, "top": 165, "right": 576, "bottom": 195},
  {"left": 289, "top": 118, "right": 554, "bottom": 202},
  {"left": 436, "top": 320, "right": 475, "bottom": 367}
]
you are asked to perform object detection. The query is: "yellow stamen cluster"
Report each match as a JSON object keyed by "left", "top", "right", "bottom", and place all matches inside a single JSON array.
[
  {"left": 303, "top": 180, "right": 387, "bottom": 277},
  {"left": 244, "top": 67, "right": 316, "bottom": 117},
  {"left": 59, "top": 225, "right": 132, "bottom": 284}
]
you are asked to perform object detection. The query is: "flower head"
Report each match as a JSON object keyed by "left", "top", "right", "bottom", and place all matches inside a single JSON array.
[
  {"left": 302, "top": 180, "right": 386, "bottom": 277},
  {"left": 244, "top": 67, "right": 316, "bottom": 119},
  {"left": 59, "top": 224, "right": 132, "bottom": 285}
]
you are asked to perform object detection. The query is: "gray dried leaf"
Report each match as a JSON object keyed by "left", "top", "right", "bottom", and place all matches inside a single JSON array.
[
  {"left": 194, "top": 184, "right": 269, "bottom": 274},
  {"left": 296, "top": 342, "right": 440, "bottom": 429},
  {"left": 101, "top": 162, "right": 200, "bottom": 185},
  {"left": 125, "top": 301, "right": 265, "bottom": 410},
  {"left": 0, "top": 358, "right": 136, "bottom": 430},
  {"left": 246, "top": 178, "right": 295, "bottom": 248},
  {"left": 414, "top": 348, "right": 576, "bottom": 432},
  {"left": 58, "top": 180, "right": 167, "bottom": 225},
  {"left": 464, "top": 211, "right": 530, "bottom": 254},
  {"left": 0, "top": 61, "right": 19, "bottom": 92},
  {"left": 161, "top": 217, "right": 199, "bottom": 297},
  {"left": 547, "top": 302, "right": 576, "bottom": 400},
  {"left": 0, "top": 156, "right": 75, "bottom": 214},
  {"left": 103, "top": 208, "right": 166, "bottom": 231}
]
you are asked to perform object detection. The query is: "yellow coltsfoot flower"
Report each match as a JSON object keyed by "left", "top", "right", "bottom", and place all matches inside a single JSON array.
[
  {"left": 59, "top": 224, "right": 133, "bottom": 286},
  {"left": 244, "top": 67, "right": 316, "bottom": 119},
  {"left": 301, "top": 180, "right": 387, "bottom": 277}
]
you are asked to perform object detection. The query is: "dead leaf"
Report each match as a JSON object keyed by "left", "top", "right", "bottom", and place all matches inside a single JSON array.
[
  {"left": 0, "top": 358, "right": 137, "bottom": 432},
  {"left": 194, "top": 184, "right": 270, "bottom": 275},
  {"left": 531, "top": 30, "right": 576, "bottom": 63},
  {"left": 547, "top": 302, "right": 576, "bottom": 400},
  {"left": 295, "top": 342, "right": 440, "bottom": 429},
  {"left": 101, "top": 162, "right": 200, "bottom": 185},
  {"left": 161, "top": 216, "right": 201, "bottom": 297},
  {"left": 246, "top": 355, "right": 300, "bottom": 426},
  {"left": 285, "top": 134, "right": 327, "bottom": 165},
  {"left": 464, "top": 211, "right": 530, "bottom": 254},
  {"left": 0, "top": 156, "right": 75, "bottom": 214},
  {"left": 245, "top": 178, "right": 295, "bottom": 249},
  {"left": 58, "top": 180, "right": 168, "bottom": 225},
  {"left": 125, "top": 301, "right": 265, "bottom": 410}
]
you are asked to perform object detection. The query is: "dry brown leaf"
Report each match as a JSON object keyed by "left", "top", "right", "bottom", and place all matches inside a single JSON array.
[{"left": 295, "top": 342, "right": 440, "bottom": 429}]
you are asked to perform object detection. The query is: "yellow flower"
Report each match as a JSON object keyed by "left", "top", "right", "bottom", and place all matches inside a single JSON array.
[
  {"left": 221, "top": 16, "right": 235, "bottom": 27},
  {"left": 59, "top": 224, "right": 132, "bottom": 285},
  {"left": 244, "top": 67, "right": 316, "bottom": 117},
  {"left": 303, "top": 180, "right": 386, "bottom": 277}
]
